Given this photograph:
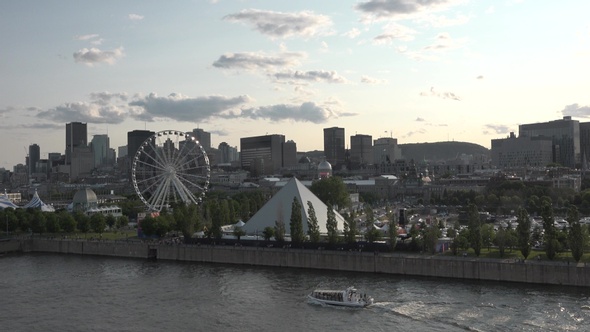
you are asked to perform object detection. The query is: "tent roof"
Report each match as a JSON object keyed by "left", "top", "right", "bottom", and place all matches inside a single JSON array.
[
  {"left": 241, "top": 177, "right": 345, "bottom": 235},
  {"left": 23, "top": 190, "right": 55, "bottom": 212},
  {"left": 0, "top": 194, "right": 19, "bottom": 210}
]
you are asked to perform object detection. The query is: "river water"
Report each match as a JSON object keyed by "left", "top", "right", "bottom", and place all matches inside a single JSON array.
[{"left": 1, "top": 253, "right": 589, "bottom": 332}]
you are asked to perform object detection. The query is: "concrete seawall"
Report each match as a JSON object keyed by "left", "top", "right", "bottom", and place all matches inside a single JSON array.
[{"left": 3, "top": 239, "right": 590, "bottom": 287}]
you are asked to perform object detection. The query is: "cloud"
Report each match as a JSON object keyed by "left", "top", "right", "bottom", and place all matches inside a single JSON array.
[
  {"left": 343, "top": 28, "right": 361, "bottom": 39},
  {"left": 73, "top": 47, "right": 124, "bottom": 65},
  {"left": 415, "top": 117, "right": 425, "bottom": 122},
  {"left": 562, "top": 103, "right": 590, "bottom": 118},
  {"left": 355, "top": 0, "right": 465, "bottom": 21},
  {"left": 223, "top": 9, "right": 332, "bottom": 39},
  {"left": 360, "top": 75, "right": 387, "bottom": 84},
  {"left": 0, "top": 123, "right": 63, "bottom": 130},
  {"left": 476, "top": 75, "right": 484, "bottom": 79},
  {"left": 129, "top": 93, "right": 253, "bottom": 122},
  {"left": 212, "top": 51, "right": 305, "bottom": 70},
  {"left": 235, "top": 102, "right": 353, "bottom": 124},
  {"left": 483, "top": 124, "right": 512, "bottom": 135},
  {"left": 403, "top": 128, "right": 427, "bottom": 138},
  {"left": 37, "top": 101, "right": 129, "bottom": 124},
  {"left": 74, "top": 34, "right": 100, "bottom": 41},
  {"left": 420, "top": 87, "right": 461, "bottom": 101},
  {"left": 128, "top": 14, "right": 144, "bottom": 21},
  {"left": 373, "top": 22, "right": 416, "bottom": 44},
  {"left": 273, "top": 70, "right": 348, "bottom": 84},
  {"left": 422, "top": 32, "right": 464, "bottom": 52},
  {"left": 89, "top": 92, "right": 129, "bottom": 105}
]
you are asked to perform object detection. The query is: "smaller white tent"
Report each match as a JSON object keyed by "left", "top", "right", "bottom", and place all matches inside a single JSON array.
[
  {"left": 23, "top": 190, "right": 55, "bottom": 212},
  {"left": 0, "top": 192, "right": 18, "bottom": 210},
  {"left": 241, "top": 177, "right": 345, "bottom": 235}
]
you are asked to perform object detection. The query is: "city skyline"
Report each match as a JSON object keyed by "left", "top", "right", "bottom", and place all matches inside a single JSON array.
[{"left": 1, "top": 1, "right": 590, "bottom": 168}]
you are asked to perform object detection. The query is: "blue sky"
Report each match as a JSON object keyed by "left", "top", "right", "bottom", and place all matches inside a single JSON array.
[{"left": 1, "top": 0, "right": 590, "bottom": 168}]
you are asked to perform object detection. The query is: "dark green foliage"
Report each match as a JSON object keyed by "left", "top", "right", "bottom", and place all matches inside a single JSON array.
[
  {"left": 289, "top": 197, "right": 304, "bottom": 245},
  {"left": 422, "top": 224, "right": 441, "bottom": 254},
  {"left": 342, "top": 211, "right": 357, "bottom": 245},
  {"left": 105, "top": 214, "right": 117, "bottom": 230},
  {"left": 29, "top": 209, "right": 46, "bottom": 235},
  {"left": 467, "top": 203, "right": 482, "bottom": 256},
  {"left": 274, "top": 220, "right": 285, "bottom": 244},
  {"left": 262, "top": 226, "right": 274, "bottom": 241},
  {"left": 90, "top": 213, "right": 106, "bottom": 234},
  {"left": 516, "top": 208, "right": 532, "bottom": 259},
  {"left": 542, "top": 201, "right": 558, "bottom": 260},
  {"left": 58, "top": 212, "right": 76, "bottom": 233},
  {"left": 45, "top": 213, "right": 60, "bottom": 233},
  {"left": 326, "top": 207, "right": 338, "bottom": 245},
  {"left": 567, "top": 206, "right": 584, "bottom": 262},
  {"left": 364, "top": 227, "right": 381, "bottom": 243},
  {"left": 306, "top": 201, "right": 321, "bottom": 243},
  {"left": 74, "top": 211, "right": 90, "bottom": 234},
  {"left": 310, "top": 176, "right": 350, "bottom": 210}
]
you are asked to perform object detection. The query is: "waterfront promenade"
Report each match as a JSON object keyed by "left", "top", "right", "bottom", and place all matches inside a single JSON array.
[{"left": 2, "top": 238, "right": 589, "bottom": 287}]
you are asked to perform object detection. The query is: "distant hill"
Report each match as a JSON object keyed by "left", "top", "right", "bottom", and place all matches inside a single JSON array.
[{"left": 400, "top": 141, "right": 490, "bottom": 162}]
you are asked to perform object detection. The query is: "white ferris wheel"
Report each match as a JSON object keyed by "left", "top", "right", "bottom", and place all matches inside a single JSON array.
[{"left": 131, "top": 130, "right": 210, "bottom": 211}]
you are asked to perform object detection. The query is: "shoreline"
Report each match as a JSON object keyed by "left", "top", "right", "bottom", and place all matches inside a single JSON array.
[{"left": 2, "top": 238, "right": 589, "bottom": 287}]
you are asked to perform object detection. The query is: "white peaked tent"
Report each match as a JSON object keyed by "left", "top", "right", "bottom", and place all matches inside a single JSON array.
[
  {"left": 0, "top": 194, "right": 19, "bottom": 210},
  {"left": 241, "top": 177, "right": 345, "bottom": 235},
  {"left": 23, "top": 190, "right": 55, "bottom": 212}
]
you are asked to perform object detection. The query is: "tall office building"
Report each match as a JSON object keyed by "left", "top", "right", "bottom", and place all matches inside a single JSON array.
[
  {"left": 91, "top": 134, "right": 110, "bottom": 167},
  {"left": 323, "top": 127, "right": 345, "bottom": 168},
  {"left": 217, "top": 142, "right": 239, "bottom": 164},
  {"left": 127, "top": 130, "right": 155, "bottom": 160},
  {"left": 519, "top": 116, "right": 580, "bottom": 168},
  {"left": 350, "top": 134, "right": 373, "bottom": 169},
  {"left": 240, "top": 134, "right": 285, "bottom": 175},
  {"left": 282, "top": 140, "right": 297, "bottom": 167},
  {"left": 373, "top": 137, "right": 402, "bottom": 164},
  {"left": 66, "top": 122, "right": 87, "bottom": 164},
  {"left": 192, "top": 128, "right": 211, "bottom": 150},
  {"left": 28, "top": 144, "right": 40, "bottom": 176},
  {"left": 491, "top": 132, "right": 553, "bottom": 169}
]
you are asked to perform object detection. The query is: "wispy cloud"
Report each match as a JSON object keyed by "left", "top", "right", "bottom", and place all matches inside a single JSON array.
[
  {"left": 73, "top": 47, "right": 124, "bottom": 65},
  {"left": 355, "top": 0, "right": 465, "bottom": 21},
  {"left": 128, "top": 14, "right": 144, "bottom": 21},
  {"left": 419, "top": 87, "right": 461, "bottom": 101},
  {"left": 562, "top": 103, "right": 590, "bottom": 118},
  {"left": 360, "top": 75, "right": 387, "bottom": 84},
  {"left": 224, "top": 9, "right": 333, "bottom": 39},
  {"left": 373, "top": 22, "right": 416, "bottom": 44},
  {"left": 483, "top": 124, "right": 512, "bottom": 135},
  {"left": 212, "top": 51, "right": 305, "bottom": 70},
  {"left": 236, "top": 102, "right": 354, "bottom": 124},
  {"left": 273, "top": 70, "right": 348, "bottom": 84}
]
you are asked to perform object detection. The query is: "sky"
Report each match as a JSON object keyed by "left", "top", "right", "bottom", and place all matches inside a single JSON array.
[{"left": 1, "top": 0, "right": 590, "bottom": 168}]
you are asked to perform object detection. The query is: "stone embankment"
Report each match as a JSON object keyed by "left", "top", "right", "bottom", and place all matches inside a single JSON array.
[{"left": 2, "top": 238, "right": 589, "bottom": 287}]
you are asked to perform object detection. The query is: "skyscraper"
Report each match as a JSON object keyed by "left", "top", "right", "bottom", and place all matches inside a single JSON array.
[
  {"left": 91, "top": 134, "right": 110, "bottom": 167},
  {"left": 519, "top": 116, "right": 580, "bottom": 168},
  {"left": 192, "top": 128, "right": 211, "bottom": 150},
  {"left": 323, "top": 127, "right": 345, "bottom": 168},
  {"left": 350, "top": 134, "right": 373, "bottom": 169},
  {"left": 28, "top": 144, "right": 40, "bottom": 176},
  {"left": 240, "top": 134, "right": 285, "bottom": 175},
  {"left": 65, "top": 122, "right": 87, "bottom": 164},
  {"left": 127, "top": 130, "right": 155, "bottom": 160}
]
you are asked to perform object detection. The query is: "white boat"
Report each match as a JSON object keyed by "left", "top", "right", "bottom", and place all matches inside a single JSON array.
[{"left": 308, "top": 286, "right": 374, "bottom": 308}]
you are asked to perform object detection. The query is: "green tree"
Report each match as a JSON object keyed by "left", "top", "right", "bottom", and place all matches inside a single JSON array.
[
  {"left": 105, "top": 214, "right": 117, "bottom": 231},
  {"left": 326, "top": 206, "right": 339, "bottom": 245},
  {"left": 45, "top": 213, "right": 60, "bottom": 233},
  {"left": 140, "top": 215, "right": 157, "bottom": 236},
  {"left": 29, "top": 209, "right": 46, "bottom": 235},
  {"left": 58, "top": 212, "right": 76, "bottom": 234},
  {"left": 567, "top": 206, "right": 584, "bottom": 262},
  {"left": 423, "top": 224, "right": 441, "bottom": 254},
  {"left": 310, "top": 176, "right": 350, "bottom": 210},
  {"left": 209, "top": 200, "right": 223, "bottom": 240},
  {"left": 495, "top": 226, "right": 507, "bottom": 257},
  {"left": 289, "top": 197, "right": 304, "bottom": 245},
  {"left": 467, "top": 203, "right": 482, "bottom": 256},
  {"left": 516, "top": 208, "right": 532, "bottom": 259},
  {"left": 342, "top": 211, "right": 357, "bottom": 245},
  {"left": 306, "top": 201, "right": 321, "bottom": 243},
  {"left": 481, "top": 223, "right": 495, "bottom": 252},
  {"left": 274, "top": 220, "right": 286, "bottom": 244},
  {"left": 233, "top": 226, "right": 245, "bottom": 241},
  {"left": 90, "top": 213, "right": 106, "bottom": 234},
  {"left": 542, "top": 201, "right": 559, "bottom": 260},
  {"left": 74, "top": 211, "right": 90, "bottom": 235},
  {"left": 116, "top": 215, "right": 129, "bottom": 230},
  {"left": 262, "top": 226, "right": 275, "bottom": 241},
  {"left": 365, "top": 227, "right": 381, "bottom": 243},
  {"left": 387, "top": 219, "right": 398, "bottom": 251}
]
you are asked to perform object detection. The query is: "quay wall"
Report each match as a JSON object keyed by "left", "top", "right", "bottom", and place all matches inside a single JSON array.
[{"left": 3, "top": 239, "right": 590, "bottom": 287}]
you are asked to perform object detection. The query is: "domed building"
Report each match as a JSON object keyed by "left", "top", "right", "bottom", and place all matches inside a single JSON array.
[
  {"left": 70, "top": 188, "right": 122, "bottom": 217},
  {"left": 72, "top": 188, "right": 98, "bottom": 212},
  {"left": 318, "top": 159, "right": 332, "bottom": 179}
]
